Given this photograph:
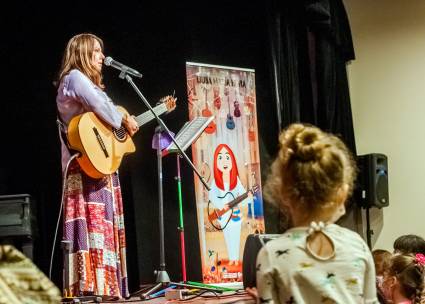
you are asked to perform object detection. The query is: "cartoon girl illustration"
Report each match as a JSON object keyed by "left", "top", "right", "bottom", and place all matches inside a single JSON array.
[{"left": 208, "top": 144, "right": 253, "bottom": 266}]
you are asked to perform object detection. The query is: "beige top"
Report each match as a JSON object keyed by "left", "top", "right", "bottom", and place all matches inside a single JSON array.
[{"left": 256, "top": 223, "right": 378, "bottom": 304}]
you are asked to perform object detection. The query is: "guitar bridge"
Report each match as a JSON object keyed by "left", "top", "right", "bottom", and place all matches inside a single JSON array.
[{"left": 92, "top": 127, "right": 109, "bottom": 158}]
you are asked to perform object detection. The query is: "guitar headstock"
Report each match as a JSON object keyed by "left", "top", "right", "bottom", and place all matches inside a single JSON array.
[
  {"left": 159, "top": 95, "right": 177, "bottom": 113},
  {"left": 201, "top": 162, "right": 211, "bottom": 184},
  {"left": 250, "top": 184, "right": 260, "bottom": 195}
]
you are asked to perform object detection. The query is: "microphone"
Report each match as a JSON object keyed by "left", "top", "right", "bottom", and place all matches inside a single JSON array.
[{"left": 104, "top": 56, "right": 143, "bottom": 78}]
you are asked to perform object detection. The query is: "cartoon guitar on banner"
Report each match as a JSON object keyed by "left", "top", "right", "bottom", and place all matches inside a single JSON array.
[
  {"left": 234, "top": 92, "right": 241, "bottom": 118},
  {"left": 208, "top": 184, "right": 259, "bottom": 224},
  {"left": 200, "top": 149, "right": 211, "bottom": 202},
  {"left": 224, "top": 87, "right": 235, "bottom": 130},
  {"left": 213, "top": 86, "right": 221, "bottom": 110},
  {"left": 201, "top": 85, "right": 216, "bottom": 134},
  {"left": 246, "top": 172, "right": 262, "bottom": 234},
  {"left": 244, "top": 94, "right": 256, "bottom": 142},
  {"left": 187, "top": 81, "right": 198, "bottom": 108}
]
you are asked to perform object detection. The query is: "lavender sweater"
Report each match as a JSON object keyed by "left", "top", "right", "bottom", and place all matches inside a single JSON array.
[{"left": 56, "top": 69, "right": 123, "bottom": 171}]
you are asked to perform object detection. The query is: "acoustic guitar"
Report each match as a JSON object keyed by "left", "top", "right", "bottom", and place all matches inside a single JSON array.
[
  {"left": 201, "top": 86, "right": 216, "bottom": 134},
  {"left": 233, "top": 98, "right": 241, "bottom": 118},
  {"left": 67, "top": 96, "right": 176, "bottom": 178},
  {"left": 225, "top": 87, "right": 235, "bottom": 130},
  {"left": 213, "top": 86, "right": 221, "bottom": 110},
  {"left": 208, "top": 184, "right": 259, "bottom": 223},
  {"left": 244, "top": 96, "right": 255, "bottom": 142}
]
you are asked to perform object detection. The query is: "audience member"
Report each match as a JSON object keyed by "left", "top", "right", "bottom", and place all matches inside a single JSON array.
[
  {"left": 256, "top": 123, "right": 377, "bottom": 303},
  {"left": 381, "top": 253, "right": 425, "bottom": 304},
  {"left": 373, "top": 249, "right": 392, "bottom": 303},
  {"left": 394, "top": 235, "right": 425, "bottom": 255},
  {"left": 373, "top": 249, "right": 392, "bottom": 277}
]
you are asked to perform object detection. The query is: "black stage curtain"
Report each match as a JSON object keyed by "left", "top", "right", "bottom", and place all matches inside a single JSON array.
[
  {"left": 265, "top": 0, "right": 357, "bottom": 232},
  {"left": 267, "top": 0, "right": 356, "bottom": 153}
]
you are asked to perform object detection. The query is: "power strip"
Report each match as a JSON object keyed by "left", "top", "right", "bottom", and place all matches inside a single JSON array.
[{"left": 165, "top": 289, "right": 190, "bottom": 300}]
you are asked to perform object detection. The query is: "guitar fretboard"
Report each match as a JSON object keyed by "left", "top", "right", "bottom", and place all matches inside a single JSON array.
[{"left": 135, "top": 103, "right": 167, "bottom": 127}]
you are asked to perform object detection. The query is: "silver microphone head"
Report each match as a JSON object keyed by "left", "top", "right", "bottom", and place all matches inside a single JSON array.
[{"left": 104, "top": 56, "right": 113, "bottom": 66}]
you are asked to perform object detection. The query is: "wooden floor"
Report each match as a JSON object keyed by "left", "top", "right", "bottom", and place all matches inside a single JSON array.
[
  {"left": 62, "top": 292, "right": 255, "bottom": 303},
  {"left": 62, "top": 284, "right": 255, "bottom": 304}
]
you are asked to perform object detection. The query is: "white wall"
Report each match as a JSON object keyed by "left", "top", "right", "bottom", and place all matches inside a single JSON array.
[{"left": 344, "top": 0, "right": 425, "bottom": 251}]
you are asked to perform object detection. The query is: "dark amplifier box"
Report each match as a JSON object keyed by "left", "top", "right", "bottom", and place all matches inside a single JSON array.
[{"left": 0, "top": 194, "right": 35, "bottom": 238}]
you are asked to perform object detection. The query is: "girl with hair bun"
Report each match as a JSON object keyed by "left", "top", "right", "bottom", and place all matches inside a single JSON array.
[{"left": 256, "top": 123, "right": 378, "bottom": 303}]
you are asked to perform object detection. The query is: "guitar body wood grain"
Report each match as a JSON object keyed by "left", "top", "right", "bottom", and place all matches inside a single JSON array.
[
  {"left": 67, "top": 106, "right": 136, "bottom": 178},
  {"left": 67, "top": 97, "right": 175, "bottom": 178}
]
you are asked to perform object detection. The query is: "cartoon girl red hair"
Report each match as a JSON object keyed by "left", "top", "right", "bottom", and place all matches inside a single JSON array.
[
  {"left": 209, "top": 143, "right": 252, "bottom": 267},
  {"left": 213, "top": 144, "right": 239, "bottom": 191}
]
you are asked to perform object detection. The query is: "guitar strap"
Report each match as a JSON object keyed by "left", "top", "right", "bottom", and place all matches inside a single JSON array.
[
  {"left": 56, "top": 116, "right": 70, "bottom": 150},
  {"left": 55, "top": 114, "right": 78, "bottom": 156}
]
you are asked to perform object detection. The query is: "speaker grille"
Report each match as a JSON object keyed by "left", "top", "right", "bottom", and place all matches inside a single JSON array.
[
  {"left": 355, "top": 154, "right": 389, "bottom": 208},
  {"left": 376, "top": 171, "right": 388, "bottom": 207}
]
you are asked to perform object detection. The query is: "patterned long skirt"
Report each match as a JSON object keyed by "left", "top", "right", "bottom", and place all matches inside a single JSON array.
[{"left": 63, "top": 160, "right": 129, "bottom": 298}]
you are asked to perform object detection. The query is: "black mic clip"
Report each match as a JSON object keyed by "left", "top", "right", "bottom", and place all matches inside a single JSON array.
[{"left": 104, "top": 56, "right": 143, "bottom": 79}]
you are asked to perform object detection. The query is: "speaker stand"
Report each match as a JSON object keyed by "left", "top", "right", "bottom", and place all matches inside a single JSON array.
[{"left": 365, "top": 207, "right": 373, "bottom": 249}]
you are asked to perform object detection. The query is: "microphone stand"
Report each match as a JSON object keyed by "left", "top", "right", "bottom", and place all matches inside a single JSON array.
[
  {"left": 175, "top": 155, "right": 187, "bottom": 282},
  {"left": 118, "top": 72, "right": 214, "bottom": 299},
  {"left": 121, "top": 72, "right": 210, "bottom": 191}
]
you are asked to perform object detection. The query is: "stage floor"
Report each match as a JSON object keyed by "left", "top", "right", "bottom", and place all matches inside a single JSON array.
[{"left": 62, "top": 292, "right": 255, "bottom": 303}]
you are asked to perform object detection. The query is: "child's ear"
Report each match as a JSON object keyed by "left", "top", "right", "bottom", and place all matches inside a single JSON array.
[
  {"left": 336, "top": 183, "right": 349, "bottom": 205},
  {"left": 387, "top": 275, "right": 397, "bottom": 288},
  {"left": 383, "top": 274, "right": 396, "bottom": 286}
]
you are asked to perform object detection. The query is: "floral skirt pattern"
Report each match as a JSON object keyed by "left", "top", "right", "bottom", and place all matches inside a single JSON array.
[{"left": 63, "top": 160, "right": 129, "bottom": 298}]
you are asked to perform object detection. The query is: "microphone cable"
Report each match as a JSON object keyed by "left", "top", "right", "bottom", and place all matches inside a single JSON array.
[
  {"left": 49, "top": 120, "right": 79, "bottom": 280},
  {"left": 49, "top": 152, "right": 78, "bottom": 280}
]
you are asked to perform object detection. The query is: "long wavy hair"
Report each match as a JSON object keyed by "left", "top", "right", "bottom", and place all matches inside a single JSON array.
[
  {"left": 57, "top": 33, "right": 104, "bottom": 88},
  {"left": 213, "top": 144, "right": 239, "bottom": 191}
]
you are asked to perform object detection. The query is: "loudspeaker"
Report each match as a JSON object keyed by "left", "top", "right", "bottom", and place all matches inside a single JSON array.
[
  {"left": 242, "top": 234, "right": 281, "bottom": 289},
  {"left": 355, "top": 153, "right": 389, "bottom": 209},
  {"left": 0, "top": 194, "right": 36, "bottom": 259}
]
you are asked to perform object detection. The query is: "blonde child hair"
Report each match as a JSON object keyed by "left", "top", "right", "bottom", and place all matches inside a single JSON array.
[
  {"left": 255, "top": 123, "right": 377, "bottom": 304},
  {"left": 265, "top": 123, "right": 356, "bottom": 225}
]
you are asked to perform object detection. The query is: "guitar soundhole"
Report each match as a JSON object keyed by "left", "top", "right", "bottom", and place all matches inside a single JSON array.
[{"left": 113, "top": 127, "right": 127, "bottom": 142}]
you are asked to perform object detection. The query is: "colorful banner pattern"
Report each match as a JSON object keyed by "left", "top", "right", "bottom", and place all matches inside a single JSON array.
[{"left": 186, "top": 62, "right": 264, "bottom": 284}]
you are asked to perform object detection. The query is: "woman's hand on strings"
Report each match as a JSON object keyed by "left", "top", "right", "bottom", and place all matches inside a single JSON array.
[{"left": 123, "top": 113, "right": 139, "bottom": 136}]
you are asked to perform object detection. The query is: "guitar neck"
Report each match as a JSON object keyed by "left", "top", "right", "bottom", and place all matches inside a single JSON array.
[
  {"left": 135, "top": 103, "right": 168, "bottom": 127},
  {"left": 228, "top": 191, "right": 250, "bottom": 209}
]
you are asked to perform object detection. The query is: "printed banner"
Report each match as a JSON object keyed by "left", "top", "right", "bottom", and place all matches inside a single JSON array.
[{"left": 186, "top": 62, "right": 265, "bottom": 284}]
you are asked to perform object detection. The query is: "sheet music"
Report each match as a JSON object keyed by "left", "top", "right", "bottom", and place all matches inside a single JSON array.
[{"left": 165, "top": 116, "right": 215, "bottom": 153}]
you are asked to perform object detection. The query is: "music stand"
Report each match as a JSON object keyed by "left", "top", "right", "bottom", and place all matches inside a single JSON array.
[
  {"left": 163, "top": 116, "right": 214, "bottom": 282},
  {"left": 114, "top": 70, "right": 220, "bottom": 299},
  {"left": 136, "top": 117, "right": 220, "bottom": 300}
]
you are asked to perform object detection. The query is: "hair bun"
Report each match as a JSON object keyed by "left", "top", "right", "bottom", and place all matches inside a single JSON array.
[{"left": 293, "top": 128, "right": 324, "bottom": 162}]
